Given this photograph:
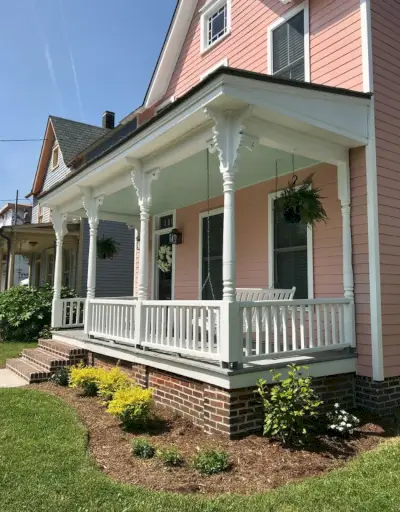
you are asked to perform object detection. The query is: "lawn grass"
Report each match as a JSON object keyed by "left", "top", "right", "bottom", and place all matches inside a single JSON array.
[
  {"left": 0, "top": 388, "right": 399, "bottom": 512},
  {"left": 0, "top": 341, "right": 37, "bottom": 367}
]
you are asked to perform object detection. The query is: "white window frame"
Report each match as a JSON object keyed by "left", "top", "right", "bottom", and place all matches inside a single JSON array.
[
  {"left": 200, "top": 58, "right": 229, "bottom": 81},
  {"left": 52, "top": 145, "right": 59, "bottom": 170},
  {"left": 200, "top": 0, "right": 232, "bottom": 54},
  {"left": 198, "top": 206, "right": 224, "bottom": 300},
  {"left": 267, "top": 1, "right": 310, "bottom": 82},
  {"left": 152, "top": 210, "right": 176, "bottom": 300},
  {"left": 268, "top": 189, "right": 314, "bottom": 298}
]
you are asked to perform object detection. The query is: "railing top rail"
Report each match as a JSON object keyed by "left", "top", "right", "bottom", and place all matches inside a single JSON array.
[
  {"left": 142, "top": 300, "right": 225, "bottom": 307},
  {"left": 60, "top": 297, "right": 86, "bottom": 302},
  {"left": 238, "top": 298, "right": 351, "bottom": 307},
  {"left": 90, "top": 298, "right": 137, "bottom": 306}
]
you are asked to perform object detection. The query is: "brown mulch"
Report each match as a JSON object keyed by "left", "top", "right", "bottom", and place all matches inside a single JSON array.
[{"left": 33, "top": 382, "right": 396, "bottom": 495}]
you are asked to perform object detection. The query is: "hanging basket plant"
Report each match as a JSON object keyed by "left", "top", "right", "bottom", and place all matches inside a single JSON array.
[
  {"left": 97, "top": 236, "right": 119, "bottom": 260},
  {"left": 279, "top": 173, "right": 328, "bottom": 227},
  {"left": 157, "top": 245, "right": 172, "bottom": 273}
]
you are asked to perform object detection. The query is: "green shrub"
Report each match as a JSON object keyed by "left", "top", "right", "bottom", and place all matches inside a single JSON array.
[
  {"left": 131, "top": 438, "right": 155, "bottom": 459},
  {"left": 69, "top": 366, "right": 106, "bottom": 396},
  {"left": 97, "top": 366, "right": 134, "bottom": 401},
  {"left": 0, "top": 284, "right": 76, "bottom": 342},
  {"left": 192, "top": 449, "right": 230, "bottom": 475},
  {"left": 256, "top": 364, "right": 323, "bottom": 445},
  {"left": 50, "top": 367, "right": 70, "bottom": 387},
  {"left": 157, "top": 446, "right": 184, "bottom": 467},
  {"left": 107, "top": 386, "right": 153, "bottom": 429}
]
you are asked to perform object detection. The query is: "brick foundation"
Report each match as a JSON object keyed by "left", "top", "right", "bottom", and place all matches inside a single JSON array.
[
  {"left": 355, "top": 375, "right": 400, "bottom": 416},
  {"left": 90, "top": 353, "right": 360, "bottom": 438}
]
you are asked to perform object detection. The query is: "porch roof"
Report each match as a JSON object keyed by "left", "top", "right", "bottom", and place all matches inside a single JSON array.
[{"left": 39, "top": 67, "right": 371, "bottom": 215}]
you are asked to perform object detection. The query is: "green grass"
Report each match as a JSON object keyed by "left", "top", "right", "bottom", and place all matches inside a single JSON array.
[
  {"left": 0, "top": 388, "right": 399, "bottom": 512},
  {"left": 0, "top": 341, "right": 37, "bottom": 367}
]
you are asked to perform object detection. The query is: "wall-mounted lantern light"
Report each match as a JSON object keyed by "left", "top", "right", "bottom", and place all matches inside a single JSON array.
[{"left": 169, "top": 228, "right": 182, "bottom": 245}]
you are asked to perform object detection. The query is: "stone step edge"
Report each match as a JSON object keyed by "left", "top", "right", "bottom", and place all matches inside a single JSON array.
[
  {"left": 22, "top": 349, "right": 69, "bottom": 372},
  {"left": 38, "top": 338, "right": 88, "bottom": 358},
  {"left": 6, "top": 358, "right": 52, "bottom": 383}
]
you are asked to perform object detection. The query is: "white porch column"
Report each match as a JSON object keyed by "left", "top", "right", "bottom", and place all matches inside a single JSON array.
[
  {"left": 51, "top": 209, "right": 68, "bottom": 328},
  {"left": 130, "top": 161, "right": 159, "bottom": 300},
  {"left": 206, "top": 108, "right": 252, "bottom": 302},
  {"left": 338, "top": 160, "right": 356, "bottom": 347},
  {"left": 82, "top": 191, "right": 104, "bottom": 334}
]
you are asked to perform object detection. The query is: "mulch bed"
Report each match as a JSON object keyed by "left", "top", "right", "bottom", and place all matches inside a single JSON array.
[{"left": 33, "top": 382, "right": 397, "bottom": 495}]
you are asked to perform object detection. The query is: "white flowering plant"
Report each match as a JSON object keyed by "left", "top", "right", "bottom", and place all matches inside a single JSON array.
[
  {"left": 327, "top": 403, "right": 360, "bottom": 437},
  {"left": 157, "top": 245, "right": 172, "bottom": 273}
]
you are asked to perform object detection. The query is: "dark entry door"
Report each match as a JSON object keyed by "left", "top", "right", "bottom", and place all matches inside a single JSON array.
[
  {"left": 157, "top": 233, "right": 172, "bottom": 300},
  {"left": 201, "top": 213, "right": 223, "bottom": 300}
]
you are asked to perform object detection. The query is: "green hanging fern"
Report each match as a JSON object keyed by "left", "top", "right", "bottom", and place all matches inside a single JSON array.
[
  {"left": 97, "top": 236, "right": 119, "bottom": 260},
  {"left": 279, "top": 173, "right": 328, "bottom": 227}
]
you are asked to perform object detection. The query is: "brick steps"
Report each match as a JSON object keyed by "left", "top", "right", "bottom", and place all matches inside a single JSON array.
[{"left": 6, "top": 339, "right": 88, "bottom": 384}]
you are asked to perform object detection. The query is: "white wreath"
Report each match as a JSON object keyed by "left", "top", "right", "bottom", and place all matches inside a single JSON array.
[{"left": 157, "top": 245, "right": 172, "bottom": 273}]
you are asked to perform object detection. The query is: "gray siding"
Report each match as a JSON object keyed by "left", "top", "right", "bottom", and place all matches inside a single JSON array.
[
  {"left": 81, "top": 220, "right": 135, "bottom": 297},
  {"left": 32, "top": 200, "right": 51, "bottom": 224},
  {"left": 42, "top": 138, "right": 70, "bottom": 192}
]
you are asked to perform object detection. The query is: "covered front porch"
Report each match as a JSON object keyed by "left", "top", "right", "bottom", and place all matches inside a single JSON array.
[{"left": 42, "top": 69, "right": 370, "bottom": 373}]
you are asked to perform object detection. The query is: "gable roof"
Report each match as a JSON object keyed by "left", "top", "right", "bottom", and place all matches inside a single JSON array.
[
  {"left": 28, "top": 116, "right": 108, "bottom": 197},
  {"left": 144, "top": 0, "right": 198, "bottom": 107}
]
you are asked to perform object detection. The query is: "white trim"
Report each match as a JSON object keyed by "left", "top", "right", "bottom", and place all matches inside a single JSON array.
[
  {"left": 268, "top": 189, "right": 314, "bottom": 299},
  {"left": 360, "top": 0, "right": 373, "bottom": 93},
  {"left": 200, "top": 58, "right": 229, "bottom": 81},
  {"left": 267, "top": 1, "right": 310, "bottom": 82},
  {"left": 155, "top": 96, "right": 176, "bottom": 114},
  {"left": 52, "top": 145, "right": 59, "bottom": 170},
  {"left": 200, "top": 0, "right": 232, "bottom": 54},
  {"left": 152, "top": 210, "right": 176, "bottom": 300},
  {"left": 198, "top": 207, "right": 224, "bottom": 300}
]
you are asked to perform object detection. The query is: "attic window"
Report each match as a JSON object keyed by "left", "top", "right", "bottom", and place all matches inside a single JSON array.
[
  {"left": 200, "top": 0, "right": 231, "bottom": 53},
  {"left": 52, "top": 146, "right": 59, "bottom": 169}
]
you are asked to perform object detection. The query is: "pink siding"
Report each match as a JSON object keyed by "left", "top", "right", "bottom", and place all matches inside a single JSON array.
[
  {"left": 173, "top": 164, "right": 342, "bottom": 300},
  {"left": 164, "top": 0, "right": 362, "bottom": 100},
  {"left": 372, "top": 0, "right": 400, "bottom": 378}
]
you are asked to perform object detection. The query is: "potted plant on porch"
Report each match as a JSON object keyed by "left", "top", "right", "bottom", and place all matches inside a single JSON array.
[
  {"left": 279, "top": 173, "right": 328, "bottom": 226},
  {"left": 97, "top": 236, "right": 119, "bottom": 260}
]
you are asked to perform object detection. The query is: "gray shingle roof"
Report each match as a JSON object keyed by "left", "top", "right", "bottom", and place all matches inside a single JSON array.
[{"left": 49, "top": 116, "right": 109, "bottom": 165}]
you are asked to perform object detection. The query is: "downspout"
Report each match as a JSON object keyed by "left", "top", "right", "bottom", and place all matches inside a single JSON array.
[{"left": 0, "top": 228, "right": 11, "bottom": 290}]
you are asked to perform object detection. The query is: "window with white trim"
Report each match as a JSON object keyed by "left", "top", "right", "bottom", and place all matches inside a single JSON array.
[
  {"left": 271, "top": 9, "right": 305, "bottom": 81},
  {"left": 200, "top": 0, "right": 231, "bottom": 52},
  {"left": 52, "top": 145, "right": 59, "bottom": 169},
  {"left": 271, "top": 196, "right": 311, "bottom": 299}
]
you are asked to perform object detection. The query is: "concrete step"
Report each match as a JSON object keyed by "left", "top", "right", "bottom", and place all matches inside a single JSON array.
[
  {"left": 22, "top": 348, "right": 69, "bottom": 372},
  {"left": 6, "top": 358, "right": 52, "bottom": 383},
  {"left": 38, "top": 338, "right": 88, "bottom": 362}
]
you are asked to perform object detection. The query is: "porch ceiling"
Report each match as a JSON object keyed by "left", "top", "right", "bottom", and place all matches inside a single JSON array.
[{"left": 88, "top": 145, "right": 317, "bottom": 218}]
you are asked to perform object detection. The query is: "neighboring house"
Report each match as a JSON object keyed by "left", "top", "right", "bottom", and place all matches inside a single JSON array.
[
  {"left": 0, "top": 203, "right": 32, "bottom": 289},
  {"left": 8, "top": 0, "right": 400, "bottom": 438},
  {"left": 0, "top": 113, "right": 135, "bottom": 296}
]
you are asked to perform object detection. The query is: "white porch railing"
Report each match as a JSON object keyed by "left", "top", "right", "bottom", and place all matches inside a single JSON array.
[
  {"left": 59, "top": 298, "right": 86, "bottom": 328},
  {"left": 79, "top": 297, "right": 355, "bottom": 366}
]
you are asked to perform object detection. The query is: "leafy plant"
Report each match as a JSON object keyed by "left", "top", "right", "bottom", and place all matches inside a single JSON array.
[
  {"left": 38, "top": 325, "right": 53, "bottom": 340},
  {"left": 256, "top": 365, "right": 323, "bottom": 445},
  {"left": 107, "top": 386, "right": 154, "bottom": 429},
  {"left": 50, "top": 366, "right": 70, "bottom": 387},
  {"left": 327, "top": 403, "right": 360, "bottom": 437},
  {"left": 192, "top": 449, "right": 230, "bottom": 475},
  {"left": 0, "top": 284, "right": 76, "bottom": 342},
  {"left": 69, "top": 365, "right": 106, "bottom": 396},
  {"left": 279, "top": 174, "right": 328, "bottom": 226},
  {"left": 157, "top": 446, "right": 184, "bottom": 467},
  {"left": 97, "top": 236, "right": 119, "bottom": 260},
  {"left": 97, "top": 366, "right": 134, "bottom": 401},
  {"left": 157, "top": 244, "right": 172, "bottom": 273},
  {"left": 131, "top": 438, "right": 155, "bottom": 459}
]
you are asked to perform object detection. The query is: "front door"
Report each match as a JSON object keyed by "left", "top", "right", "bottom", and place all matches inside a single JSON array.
[
  {"left": 201, "top": 212, "right": 223, "bottom": 300},
  {"left": 157, "top": 232, "right": 172, "bottom": 300}
]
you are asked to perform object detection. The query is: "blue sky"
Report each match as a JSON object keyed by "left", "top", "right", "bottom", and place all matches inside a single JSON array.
[{"left": 0, "top": 0, "right": 176, "bottom": 204}]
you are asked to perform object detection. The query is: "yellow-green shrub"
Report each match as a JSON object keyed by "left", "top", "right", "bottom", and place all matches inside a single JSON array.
[
  {"left": 97, "top": 367, "right": 134, "bottom": 400},
  {"left": 107, "top": 386, "right": 154, "bottom": 428},
  {"left": 69, "top": 366, "right": 107, "bottom": 396}
]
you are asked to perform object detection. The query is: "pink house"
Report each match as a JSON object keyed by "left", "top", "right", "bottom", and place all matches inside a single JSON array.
[{"left": 8, "top": 0, "right": 400, "bottom": 437}]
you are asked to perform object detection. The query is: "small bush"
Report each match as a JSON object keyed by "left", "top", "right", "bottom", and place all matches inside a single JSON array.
[
  {"left": 256, "top": 364, "right": 323, "bottom": 445},
  {"left": 327, "top": 403, "right": 360, "bottom": 437},
  {"left": 50, "top": 367, "right": 70, "bottom": 387},
  {"left": 97, "top": 366, "right": 133, "bottom": 401},
  {"left": 107, "top": 386, "right": 153, "bottom": 429},
  {"left": 69, "top": 366, "right": 106, "bottom": 396},
  {"left": 157, "top": 446, "right": 184, "bottom": 467},
  {"left": 131, "top": 438, "right": 155, "bottom": 459},
  {"left": 192, "top": 449, "right": 230, "bottom": 475},
  {"left": 0, "top": 284, "right": 76, "bottom": 342}
]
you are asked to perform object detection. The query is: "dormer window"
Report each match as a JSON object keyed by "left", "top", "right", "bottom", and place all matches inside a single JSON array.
[
  {"left": 52, "top": 145, "right": 59, "bottom": 169},
  {"left": 200, "top": 0, "right": 231, "bottom": 53}
]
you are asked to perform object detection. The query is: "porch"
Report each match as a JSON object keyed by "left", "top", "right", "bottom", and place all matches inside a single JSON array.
[{"left": 43, "top": 69, "right": 369, "bottom": 380}]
